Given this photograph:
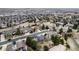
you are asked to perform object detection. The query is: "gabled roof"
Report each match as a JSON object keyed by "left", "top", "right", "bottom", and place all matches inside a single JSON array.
[{"left": 35, "top": 35, "right": 45, "bottom": 41}]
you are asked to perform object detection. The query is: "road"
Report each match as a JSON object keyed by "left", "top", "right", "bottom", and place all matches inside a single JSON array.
[
  {"left": 67, "top": 38, "right": 79, "bottom": 51},
  {"left": 0, "top": 30, "right": 51, "bottom": 46}
]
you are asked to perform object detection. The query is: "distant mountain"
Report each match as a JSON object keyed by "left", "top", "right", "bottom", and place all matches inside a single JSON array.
[{"left": 0, "top": 8, "right": 79, "bottom": 16}]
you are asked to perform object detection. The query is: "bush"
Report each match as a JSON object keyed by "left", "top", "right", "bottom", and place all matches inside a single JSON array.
[
  {"left": 51, "top": 35, "right": 64, "bottom": 45},
  {"left": 27, "top": 47, "right": 33, "bottom": 51},
  {"left": 44, "top": 46, "right": 49, "bottom": 51}
]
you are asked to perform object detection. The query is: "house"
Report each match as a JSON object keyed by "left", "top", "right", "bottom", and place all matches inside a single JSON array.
[
  {"left": 35, "top": 16, "right": 39, "bottom": 23},
  {"left": 63, "top": 26, "right": 68, "bottom": 32},
  {"left": 16, "top": 40, "right": 27, "bottom": 50},
  {"left": 1, "top": 23, "right": 7, "bottom": 28},
  {"left": 56, "top": 22, "right": 64, "bottom": 25},
  {"left": 66, "top": 23, "right": 73, "bottom": 28},
  {"left": 6, "top": 44, "right": 14, "bottom": 51},
  {"left": 6, "top": 39, "right": 27, "bottom": 51},
  {"left": 37, "top": 40, "right": 53, "bottom": 51}
]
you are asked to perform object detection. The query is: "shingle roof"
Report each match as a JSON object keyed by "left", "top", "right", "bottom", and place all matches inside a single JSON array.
[{"left": 35, "top": 35, "right": 45, "bottom": 41}]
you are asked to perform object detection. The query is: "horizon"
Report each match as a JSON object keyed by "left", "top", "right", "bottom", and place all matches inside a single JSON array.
[{"left": 0, "top": 8, "right": 79, "bottom": 15}]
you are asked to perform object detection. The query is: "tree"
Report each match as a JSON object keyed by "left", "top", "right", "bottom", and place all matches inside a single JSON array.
[
  {"left": 46, "top": 26, "right": 49, "bottom": 29},
  {"left": 51, "top": 35, "right": 64, "bottom": 46},
  {"left": 77, "top": 29, "right": 79, "bottom": 32},
  {"left": 14, "top": 20, "right": 16, "bottom": 23},
  {"left": 44, "top": 46, "right": 49, "bottom": 51},
  {"left": 26, "top": 36, "right": 33, "bottom": 46},
  {"left": 12, "top": 41, "right": 16, "bottom": 45},
  {"left": 64, "top": 34, "right": 68, "bottom": 41},
  {"left": 67, "top": 28, "right": 72, "bottom": 33},
  {"left": 0, "top": 26, "right": 2, "bottom": 29},
  {"left": 26, "top": 36, "right": 37, "bottom": 50},
  {"left": 30, "top": 30, "right": 33, "bottom": 33},
  {"left": 33, "top": 28, "right": 36, "bottom": 32},
  {"left": 73, "top": 24, "right": 78, "bottom": 29},
  {"left": 60, "top": 39, "right": 64, "bottom": 45},
  {"left": 53, "top": 27, "right": 56, "bottom": 31},
  {"left": 67, "top": 28, "right": 73, "bottom": 37},
  {"left": 0, "top": 46, "right": 2, "bottom": 50},
  {"left": 7, "top": 23, "right": 9, "bottom": 27},
  {"left": 15, "top": 28, "right": 22, "bottom": 35},
  {"left": 45, "top": 16, "right": 49, "bottom": 21},
  {"left": 31, "top": 40, "right": 37, "bottom": 50},
  {"left": 66, "top": 43, "right": 70, "bottom": 49},
  {"left": 8, "top": 39, "right": 11, "bottom": 42},
  {"left": 51, "top": 35, "right": 60, "bottom": 46},
  {"left": 27, "top": 47, "right": 33, "bottom": 51},
  {"left": 59, "top": 28, "right": 63, "bottom": 34},
  {"left": 41, "top": 24, "right": 45, "bottom": 30}
]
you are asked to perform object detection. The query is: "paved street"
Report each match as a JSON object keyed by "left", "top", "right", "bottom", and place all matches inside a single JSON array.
[
  {"left": 0, "top": 30, "right": 51, "bottom": 46},
  {"left": 67, "top": 38, "right": 79, "bottom": 51}
]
